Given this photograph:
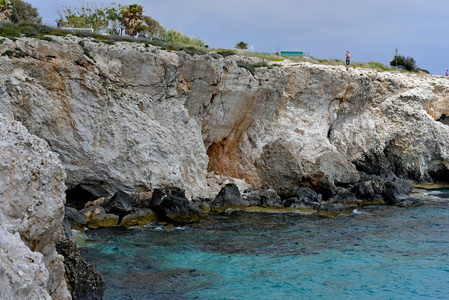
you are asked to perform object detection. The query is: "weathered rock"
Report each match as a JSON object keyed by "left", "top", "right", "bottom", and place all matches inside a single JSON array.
[
  {"left": 384, "top": 177, "right": 414, "bottom": 204},
  {"left": 65, "top": 206, "right": 87, "bottom": 229},
  {"left": 150, "top": 194, "right": 208, "bottom": 223},
  {"left": 86, "top": 213, "right": 119, "bottom": 228},
  {"left": 0, "top": 116, "right": 71, "bottom": 299},
  {"left": 211, "top": 183, "right": 249, "bottom": 212},
  {"left": 255, "top": 139, "right": 303, "bottom": 194},
  {"left": 104, "top": 190, "right": 139, "bottom": 217},
  {"left": 395, "top": 197, "right": 425, "bottom": 207},
  {"left": 245, "top": 188, "right": 283, "bottom": 207},
  {"left": 55, "top": 237, "right": 105, "bottom": 300},
  {"left": 328, "top": 187, "right": 360, "bottom": 204},
  {"left": 1, "top": 37, "right": 449, "bottom": 201},
  {"left": 119, "top": 208, "right": 159, "bottom": 227},
  {"left": 0, "top": 229, "right": 51, "bottom": 300},
  {"left": 292, "top": 187, "right": 320, "bottom": 203},
  {"left": 352, "top": 176, "right": 386, "bottom": 202},
  {"left": 318, "top": 203, "right": 357, "bottom": 216},
  {"left": 80, "top": 205, "right": 106, "bottom": 222}
]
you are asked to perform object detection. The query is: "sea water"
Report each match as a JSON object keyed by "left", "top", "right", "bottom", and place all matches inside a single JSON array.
[{"left": 81, "top": 200, "right": 449, "bottom": 299}]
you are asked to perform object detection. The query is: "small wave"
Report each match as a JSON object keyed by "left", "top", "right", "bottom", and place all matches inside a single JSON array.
[{"left": 352, "top": 209, "right": 361, "bottom": 214}]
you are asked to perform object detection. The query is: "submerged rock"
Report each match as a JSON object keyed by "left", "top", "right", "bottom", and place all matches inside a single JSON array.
[
  {"left": 87, "top": 213, "right": 120, "bottom": 228},
  {"left": 318, "top": 203, "right": 357, "bottom": 216},
  {"left": 119, "top": 208, "right": 159, "bottom": 227}
]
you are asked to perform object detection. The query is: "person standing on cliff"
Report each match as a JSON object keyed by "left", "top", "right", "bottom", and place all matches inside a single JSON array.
[
  {"left": 346, "top": 51, "right": 351, "bottom": 69},
  {"left": 446, "top": 70, "right": 448, "bottom": 76}
]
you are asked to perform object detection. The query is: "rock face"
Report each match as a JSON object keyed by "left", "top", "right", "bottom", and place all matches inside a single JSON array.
[
  {"left": 0, "top": 116, "right": 71, "bottom": 299},
  {"left": 1, "top": 36, "right": 449, "bottom": 200}
]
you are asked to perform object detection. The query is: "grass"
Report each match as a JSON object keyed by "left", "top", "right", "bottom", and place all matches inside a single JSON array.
[
  {"left": 236, "top": 60, "right": 269, "bottom": 75},
  {"left": 0, "top": 22, "right": 424, "bottom": 75}
]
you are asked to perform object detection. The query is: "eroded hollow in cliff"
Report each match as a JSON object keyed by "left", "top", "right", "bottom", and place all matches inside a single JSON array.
[
  {"left": 65, "top": 184, "right": 108, "bottom": 210},
  {"left": 437, "top": 114, "right": 449, "bottom": 126}
]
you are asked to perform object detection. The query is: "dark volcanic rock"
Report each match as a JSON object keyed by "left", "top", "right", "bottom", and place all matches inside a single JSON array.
[
  {"left": 384, "top": 177, "right": 414, "bottom": 204},
  {"left": 104, "top": 190, "right": 139, "bottom": 217},
  {"left": 150, "top": 189, "right": 208, "bottom": 223},
  {"left": 211, "top": 183, "right": 249, "bottom": 212},
  {"left": 292, "top": 187, "right": 319, "bottom": 203},
  {"left": 245, "top": 188, "right": 282, "bottom": 207},
  {"left": 395, "top": 197, "right": 425, "bottom": 207},
  {"left": 65, "top": 206, "right": 87, "bottom": 229},
  {"left": 353, "top": 176, "right": 386, "bottom": 202},
  {"left": 56, "top": 228, "right": 105, "bottom": 300}
]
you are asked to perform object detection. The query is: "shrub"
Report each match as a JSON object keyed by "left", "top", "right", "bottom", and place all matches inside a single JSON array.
[
  {"left": 19, "top": 25, "right": 38, "bottom": 37},
  {"left": 237, "top": 60, "right": 268, "bottom": 75},
  {"left": 40, "top": 36, "right": 52, "bottom": 41},
  {"left": 389, "top": 55, "right": 404, "bottom": 67},
  {"left": 0, "top": 27, "right": 21, "bottom": 37},
  {"left": 217, "top": 49, "right": 236, "bottom": 57},
  {"left": 2, "top": 50, "right": 14, "bottom": 58},
  {"left": 403, "top": 56, "right": 416, "bottom": 71}
]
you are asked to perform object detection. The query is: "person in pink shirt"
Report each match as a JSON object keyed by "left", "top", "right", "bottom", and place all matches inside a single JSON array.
[{"left": 346, "top": 51, "right": 351, "bottom": 69}]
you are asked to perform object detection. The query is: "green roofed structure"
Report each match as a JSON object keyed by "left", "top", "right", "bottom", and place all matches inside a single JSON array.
[{"left": 280, "top": 51, "right": 304, "bottom": 56}]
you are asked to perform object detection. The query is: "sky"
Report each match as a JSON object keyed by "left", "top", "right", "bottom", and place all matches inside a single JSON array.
[{"left": 26, "top": 0, "right": 449, "bottom": 75}]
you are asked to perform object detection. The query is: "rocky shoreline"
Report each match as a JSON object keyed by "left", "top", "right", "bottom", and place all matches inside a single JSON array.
[{"left": 1, "top": 35, "right": 449, "bottom": 299}]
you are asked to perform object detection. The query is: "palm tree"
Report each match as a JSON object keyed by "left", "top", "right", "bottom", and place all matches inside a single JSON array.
[
  {"left": 235, "top": 41, "right": 248, "bottom": 50},
  {"left": 0, "top": 0, "right": 12, "bottom": 21},
  {"left": 120, "top": 3, "right": 145, "bottom": 37}
]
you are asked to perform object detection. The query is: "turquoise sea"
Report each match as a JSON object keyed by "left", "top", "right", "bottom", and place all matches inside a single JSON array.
[{"left": 80, "top": 194, "right": 449, "bottom": 299}]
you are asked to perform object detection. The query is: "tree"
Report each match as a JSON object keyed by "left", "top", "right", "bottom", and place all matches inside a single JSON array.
[
  {"left": 55, "top": 1, "right": 109, "bottom": 32},
  {"left": 105, "top": 3, "right": 124, "bottom": 35},
  {"left": 235, "top": 41, "right": 248, "bottom": 50},
  {"left": 119, "top": 3, "right": 145, "bottom": 37},
  {"left": 389, "top": 50, "right": 417, "bottom": 72},
  {"left": 143, "top": 16, "right": 163, "bottom": 38},
  {"left": 0, "top": 0, "right": 12, "bottom": 21},
  {"left": 10, "top": 0, "right": 40, "bottom": 24}
]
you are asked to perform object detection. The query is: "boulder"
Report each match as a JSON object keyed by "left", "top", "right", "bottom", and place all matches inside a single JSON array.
[
  {"left": 211, "top": 183, "right": 249, "bottom": 212},
  {"left": 244, "top": 188, "right": 282, "bottom": 207},
  {"left": 292, "top": 187, "right": 319, "bottom": 203},
  {"left": 80, "top": 205, "right": 106, "bottom": 222},
  {"left": 119, "top": 208, "right": 159, "bottom": 227},
  {"left": 352, "top": 176, "right": 386, "bottom": 202},
  {"left": 86, "top": 213, "right": 120, "bottom": 228},
  {"left": 384, "top": 177, "right": 414, "bottom": 204},
  {"left": 65, "top": 206, "right": 87, "bottom": 228},
  {"left": 151, "top": 194, "right": 208, "bottom": 223},
  {"left": 104, "top": 190, "right": 140, "bottom": 217}
]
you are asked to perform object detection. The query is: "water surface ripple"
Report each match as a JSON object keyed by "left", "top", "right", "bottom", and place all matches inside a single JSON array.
[{"left": 81, "top": 203, "right": 449, "bottom": 299}]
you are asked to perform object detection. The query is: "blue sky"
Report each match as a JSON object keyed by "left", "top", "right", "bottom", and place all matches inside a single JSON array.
[{"left": 27, "top": 0, "right": 449, "bottom": 75}]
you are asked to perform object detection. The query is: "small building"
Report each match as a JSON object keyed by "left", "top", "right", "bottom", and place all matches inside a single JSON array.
[{"left": 280, "top": 51, "right": 304, "bottom": 57}]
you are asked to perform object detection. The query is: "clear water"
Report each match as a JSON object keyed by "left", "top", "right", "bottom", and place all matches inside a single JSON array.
[{"left": 81, "top": 202, "right": 449, "bottom": 299}]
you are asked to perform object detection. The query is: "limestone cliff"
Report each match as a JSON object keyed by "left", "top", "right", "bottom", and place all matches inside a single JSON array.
[
  {"left": 1, "top": 36, "right": 448, "bottom": 200},
  {"left": 0, "top": 116, "right": 70, "bottom": 299}
]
